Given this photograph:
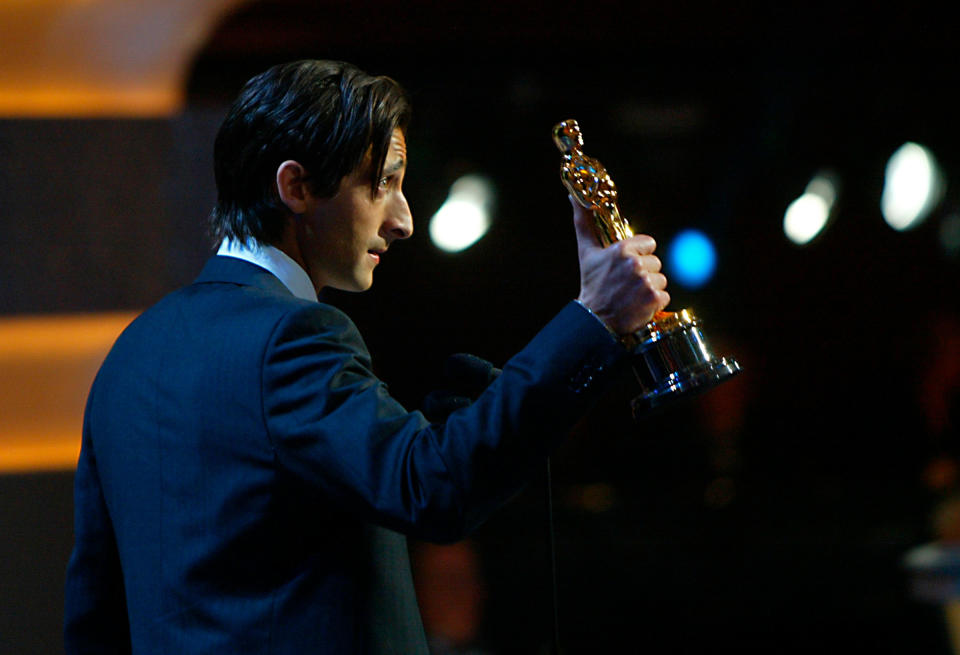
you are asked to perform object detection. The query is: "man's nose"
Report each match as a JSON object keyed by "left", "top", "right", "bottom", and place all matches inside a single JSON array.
[{"left": 384, "top": 193, "right": 413, "bottom": 240}]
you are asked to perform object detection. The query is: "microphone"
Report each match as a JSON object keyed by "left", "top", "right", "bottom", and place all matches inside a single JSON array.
[
  {"left": 443, "top": 353, "right": 502, "bottom": 392},
  {"left": 422, "top": 353, "right": 502, "bottom": 422}
]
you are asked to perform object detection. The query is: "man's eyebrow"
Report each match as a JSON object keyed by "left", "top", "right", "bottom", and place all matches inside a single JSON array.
[{"left": 383, "top": 157, "right": 406, "bottom": 175}]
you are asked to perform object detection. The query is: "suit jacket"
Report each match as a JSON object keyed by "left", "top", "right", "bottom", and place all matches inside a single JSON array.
[{"left": 64, "top": 255, "right": 626, "bottom": 654}]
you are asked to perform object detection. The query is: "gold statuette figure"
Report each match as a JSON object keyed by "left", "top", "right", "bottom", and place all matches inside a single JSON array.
[
  {"left": 553, "top": 119, "right": 741, "bottom": 416},
  {"left": 553, "top": 120, "right": 634, "bottom": 246}
]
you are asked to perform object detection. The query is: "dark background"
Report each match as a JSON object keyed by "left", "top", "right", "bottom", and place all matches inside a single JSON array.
[{"left": 2, "top": 1, "right": 958, "bottom": 652}]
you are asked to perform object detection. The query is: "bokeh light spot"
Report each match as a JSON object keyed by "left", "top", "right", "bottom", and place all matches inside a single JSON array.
[{"left": 667, "top": 229, "right": 717, "bottom": 289}]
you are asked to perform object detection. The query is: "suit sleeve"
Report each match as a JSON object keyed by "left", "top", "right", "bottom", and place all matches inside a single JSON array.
[
  {"left": 262, "top": 300, "right": 627, "bottom": 543},
  {"left": 64, "top": 390, "right": 132, "bottom": 655}
]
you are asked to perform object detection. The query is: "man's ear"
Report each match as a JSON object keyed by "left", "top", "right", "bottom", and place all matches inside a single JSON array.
[{"left": 276, "top": 160, "right": 310, "bottom": 214}]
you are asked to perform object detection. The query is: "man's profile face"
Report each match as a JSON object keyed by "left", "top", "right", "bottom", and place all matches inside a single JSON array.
[{"left": 296, "top": 129, "right": 412, "bottom": 292}]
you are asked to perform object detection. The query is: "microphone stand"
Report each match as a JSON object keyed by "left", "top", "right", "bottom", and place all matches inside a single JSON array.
[{"left": 545, "top": 457, "right": 561, "bottom": 655}]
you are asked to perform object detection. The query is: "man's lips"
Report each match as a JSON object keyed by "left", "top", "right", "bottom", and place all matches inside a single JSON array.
[{"left": 367, "top": 248, "right": 385, "bottom": 263}]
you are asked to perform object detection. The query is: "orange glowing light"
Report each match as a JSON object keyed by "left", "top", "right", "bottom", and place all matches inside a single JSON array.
[
  {"left": 0, "top": 311, "right": 138, "bottom": 473},
  {"left": 0, "top": 0, "right": 247, "bottom": 118}
]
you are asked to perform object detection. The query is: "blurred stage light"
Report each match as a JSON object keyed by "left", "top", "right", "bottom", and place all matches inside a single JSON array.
[
  {"left": 783, "top": 172, "right": 838, "bottom": 245},
  {"left": 667, "top": 229, "right": 716, "bottom": 289},
  {"left": 429, "top": 175, "right": 495, "bottom": 253},
  {"left": 881, "top": 142, "right": 945, "bottom": 231}
]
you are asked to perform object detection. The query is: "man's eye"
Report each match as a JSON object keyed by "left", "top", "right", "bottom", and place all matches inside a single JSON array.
[{"left": 379, "top": 176, "right": 390, "bottom": 188}]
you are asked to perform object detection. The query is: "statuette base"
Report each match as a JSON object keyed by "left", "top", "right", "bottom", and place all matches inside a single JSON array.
[{"left": 629, "top": 309, "right": 741, "bottom": 416}]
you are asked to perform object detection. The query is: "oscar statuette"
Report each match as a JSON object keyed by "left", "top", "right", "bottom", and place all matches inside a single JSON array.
[{"left": 554, "top": 119, "right": 741, "bottom": 418}]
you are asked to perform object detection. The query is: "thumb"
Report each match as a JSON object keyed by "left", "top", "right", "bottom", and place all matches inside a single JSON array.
[{"left": 570, "top": 195, "right": 601, "bottom": 253}]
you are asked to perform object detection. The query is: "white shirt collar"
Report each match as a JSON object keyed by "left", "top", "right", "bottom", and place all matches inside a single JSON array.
[{"left": 217, "top": 238, "right": 318, "bottom": 302}]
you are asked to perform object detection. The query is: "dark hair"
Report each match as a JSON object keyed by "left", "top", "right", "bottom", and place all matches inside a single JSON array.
[{"left": 209, "top": 60, "right": 411, "bottom": 245}]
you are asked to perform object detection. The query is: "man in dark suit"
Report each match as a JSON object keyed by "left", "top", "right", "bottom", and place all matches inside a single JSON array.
[{"left": 64, "top": 60, "right": 669, "bottom": 654}]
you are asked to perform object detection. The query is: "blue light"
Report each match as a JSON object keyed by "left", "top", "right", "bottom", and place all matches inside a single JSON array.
[{"left": 667, "top": 229, "right": 716, "bottom": 289}]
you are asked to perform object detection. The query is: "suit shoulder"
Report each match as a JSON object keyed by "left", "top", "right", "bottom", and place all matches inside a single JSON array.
[{"left": 268, "top": 300, "right": 368, "bottom": 356}]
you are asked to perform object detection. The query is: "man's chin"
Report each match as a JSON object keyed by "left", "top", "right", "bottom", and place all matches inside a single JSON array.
[{"left": 329, "top": 275, "right": 374, "bottom": 293}]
